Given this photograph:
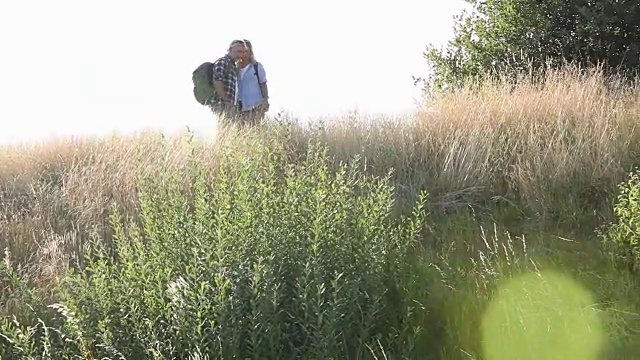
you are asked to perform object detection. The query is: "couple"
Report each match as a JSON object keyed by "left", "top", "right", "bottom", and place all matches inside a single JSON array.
[{"left": 209, "top": 39, "right": 269, "bottom": 127}]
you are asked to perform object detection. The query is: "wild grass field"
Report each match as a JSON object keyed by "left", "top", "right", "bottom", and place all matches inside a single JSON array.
[{"left": 1, "top": 66, "right": 640, "bottom": 359}]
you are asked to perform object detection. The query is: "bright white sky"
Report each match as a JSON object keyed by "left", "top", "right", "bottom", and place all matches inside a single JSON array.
[{"left": 0, "top": 0, "right": 469, "bottom": 145}]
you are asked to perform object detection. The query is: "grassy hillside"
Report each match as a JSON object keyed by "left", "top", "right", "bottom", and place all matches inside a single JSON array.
[{"left": 1, "top": 66, "right": 640, "bottom": 359}]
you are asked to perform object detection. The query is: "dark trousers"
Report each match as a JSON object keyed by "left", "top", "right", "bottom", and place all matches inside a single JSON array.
[
  {"left": 237, "top": 102, "right": 266, "bottom": 127},
  {"left": 210, "top": 101, "right": 241, "bottom": 127}
]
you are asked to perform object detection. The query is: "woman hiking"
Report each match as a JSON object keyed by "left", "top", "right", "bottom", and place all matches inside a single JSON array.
[{"left": 235, "top": 40, "right": 270, "bottom": 126}]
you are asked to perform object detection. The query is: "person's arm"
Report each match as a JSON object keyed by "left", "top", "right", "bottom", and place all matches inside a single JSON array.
[
  {"left": 258, "top": 63, "right": 269, "bottom": 103},
  {"left": 259, "top": 82, "right": 269, "bottom": 100},
  {"left": 212, "top": 59, "right": 233, "bottom": 103},
  {"left": 213, "top": 81, "right": 232, "bottom": 103}
]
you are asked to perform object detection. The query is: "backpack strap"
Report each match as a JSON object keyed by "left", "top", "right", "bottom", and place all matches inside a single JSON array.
[{"left": 253, "top": 62, "right": 267, "bottom": 100}]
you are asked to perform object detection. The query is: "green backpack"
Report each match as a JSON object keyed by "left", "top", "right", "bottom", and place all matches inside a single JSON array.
[{"left": 192, "top": 62, "right": 216, "bottom": 105}]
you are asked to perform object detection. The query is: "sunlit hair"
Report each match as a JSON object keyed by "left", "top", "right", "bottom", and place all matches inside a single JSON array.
[
  {"left": 242, "top": 39, "right": 256, "bottom": 64},
  {"left": 229, "top": 39, "right": 244, "bottom": 48}
]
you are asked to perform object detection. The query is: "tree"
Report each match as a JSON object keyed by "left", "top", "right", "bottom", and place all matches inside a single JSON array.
[{"left": 422, "top": 0, "right": 640, "bottom": 91}]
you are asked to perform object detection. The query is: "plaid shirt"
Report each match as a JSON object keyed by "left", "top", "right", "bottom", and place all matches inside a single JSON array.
[{"left": 210, "top": 54, "right": 237, "bottom": 108}]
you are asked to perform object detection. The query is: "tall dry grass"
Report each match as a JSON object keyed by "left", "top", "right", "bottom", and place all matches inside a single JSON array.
[
  {"left": 298, "top": 66, "right": 640, "bottom": 218},
  {"left": 1, "top": 65, "right": 639, "bottom": 308}
]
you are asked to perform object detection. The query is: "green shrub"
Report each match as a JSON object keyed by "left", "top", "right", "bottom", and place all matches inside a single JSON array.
[
  {"left": 598, "top": 168, "right": 640, "bottom": 272},
  {"left": 1, "top": 140, "right": 431, "bottom": 359}
]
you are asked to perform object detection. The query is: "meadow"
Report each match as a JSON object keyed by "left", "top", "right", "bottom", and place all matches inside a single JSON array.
[{"left": 1, "top": 66, "right": 640, "bottom": 359}]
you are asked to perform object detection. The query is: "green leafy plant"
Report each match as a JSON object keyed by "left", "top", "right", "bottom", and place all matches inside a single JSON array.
[
  {"left": 1, "top": 139, "right": 431, "bottom": 359},
  {"left": 598, "top": 168, "right": 640, "bottom": 272}
]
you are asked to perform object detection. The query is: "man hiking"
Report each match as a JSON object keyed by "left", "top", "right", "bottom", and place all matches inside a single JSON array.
[
  {"left": 211, "top": 40, "right": 246, "bottom": 118},
  {"left": 193, "top": 40, "right": 246, "bottom": 122}
]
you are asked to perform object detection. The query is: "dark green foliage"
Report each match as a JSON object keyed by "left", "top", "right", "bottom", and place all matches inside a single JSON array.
[{"left": 424, "top": 0, "right": 640, "bottom": 90}]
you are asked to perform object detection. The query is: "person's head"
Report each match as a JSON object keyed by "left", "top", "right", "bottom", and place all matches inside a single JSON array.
[
  {"left": 240, "top": 39, "right": 256, "bottom": 64},
  {"left": 227, "top": 39, "right": 246, "bottom": 60}
]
